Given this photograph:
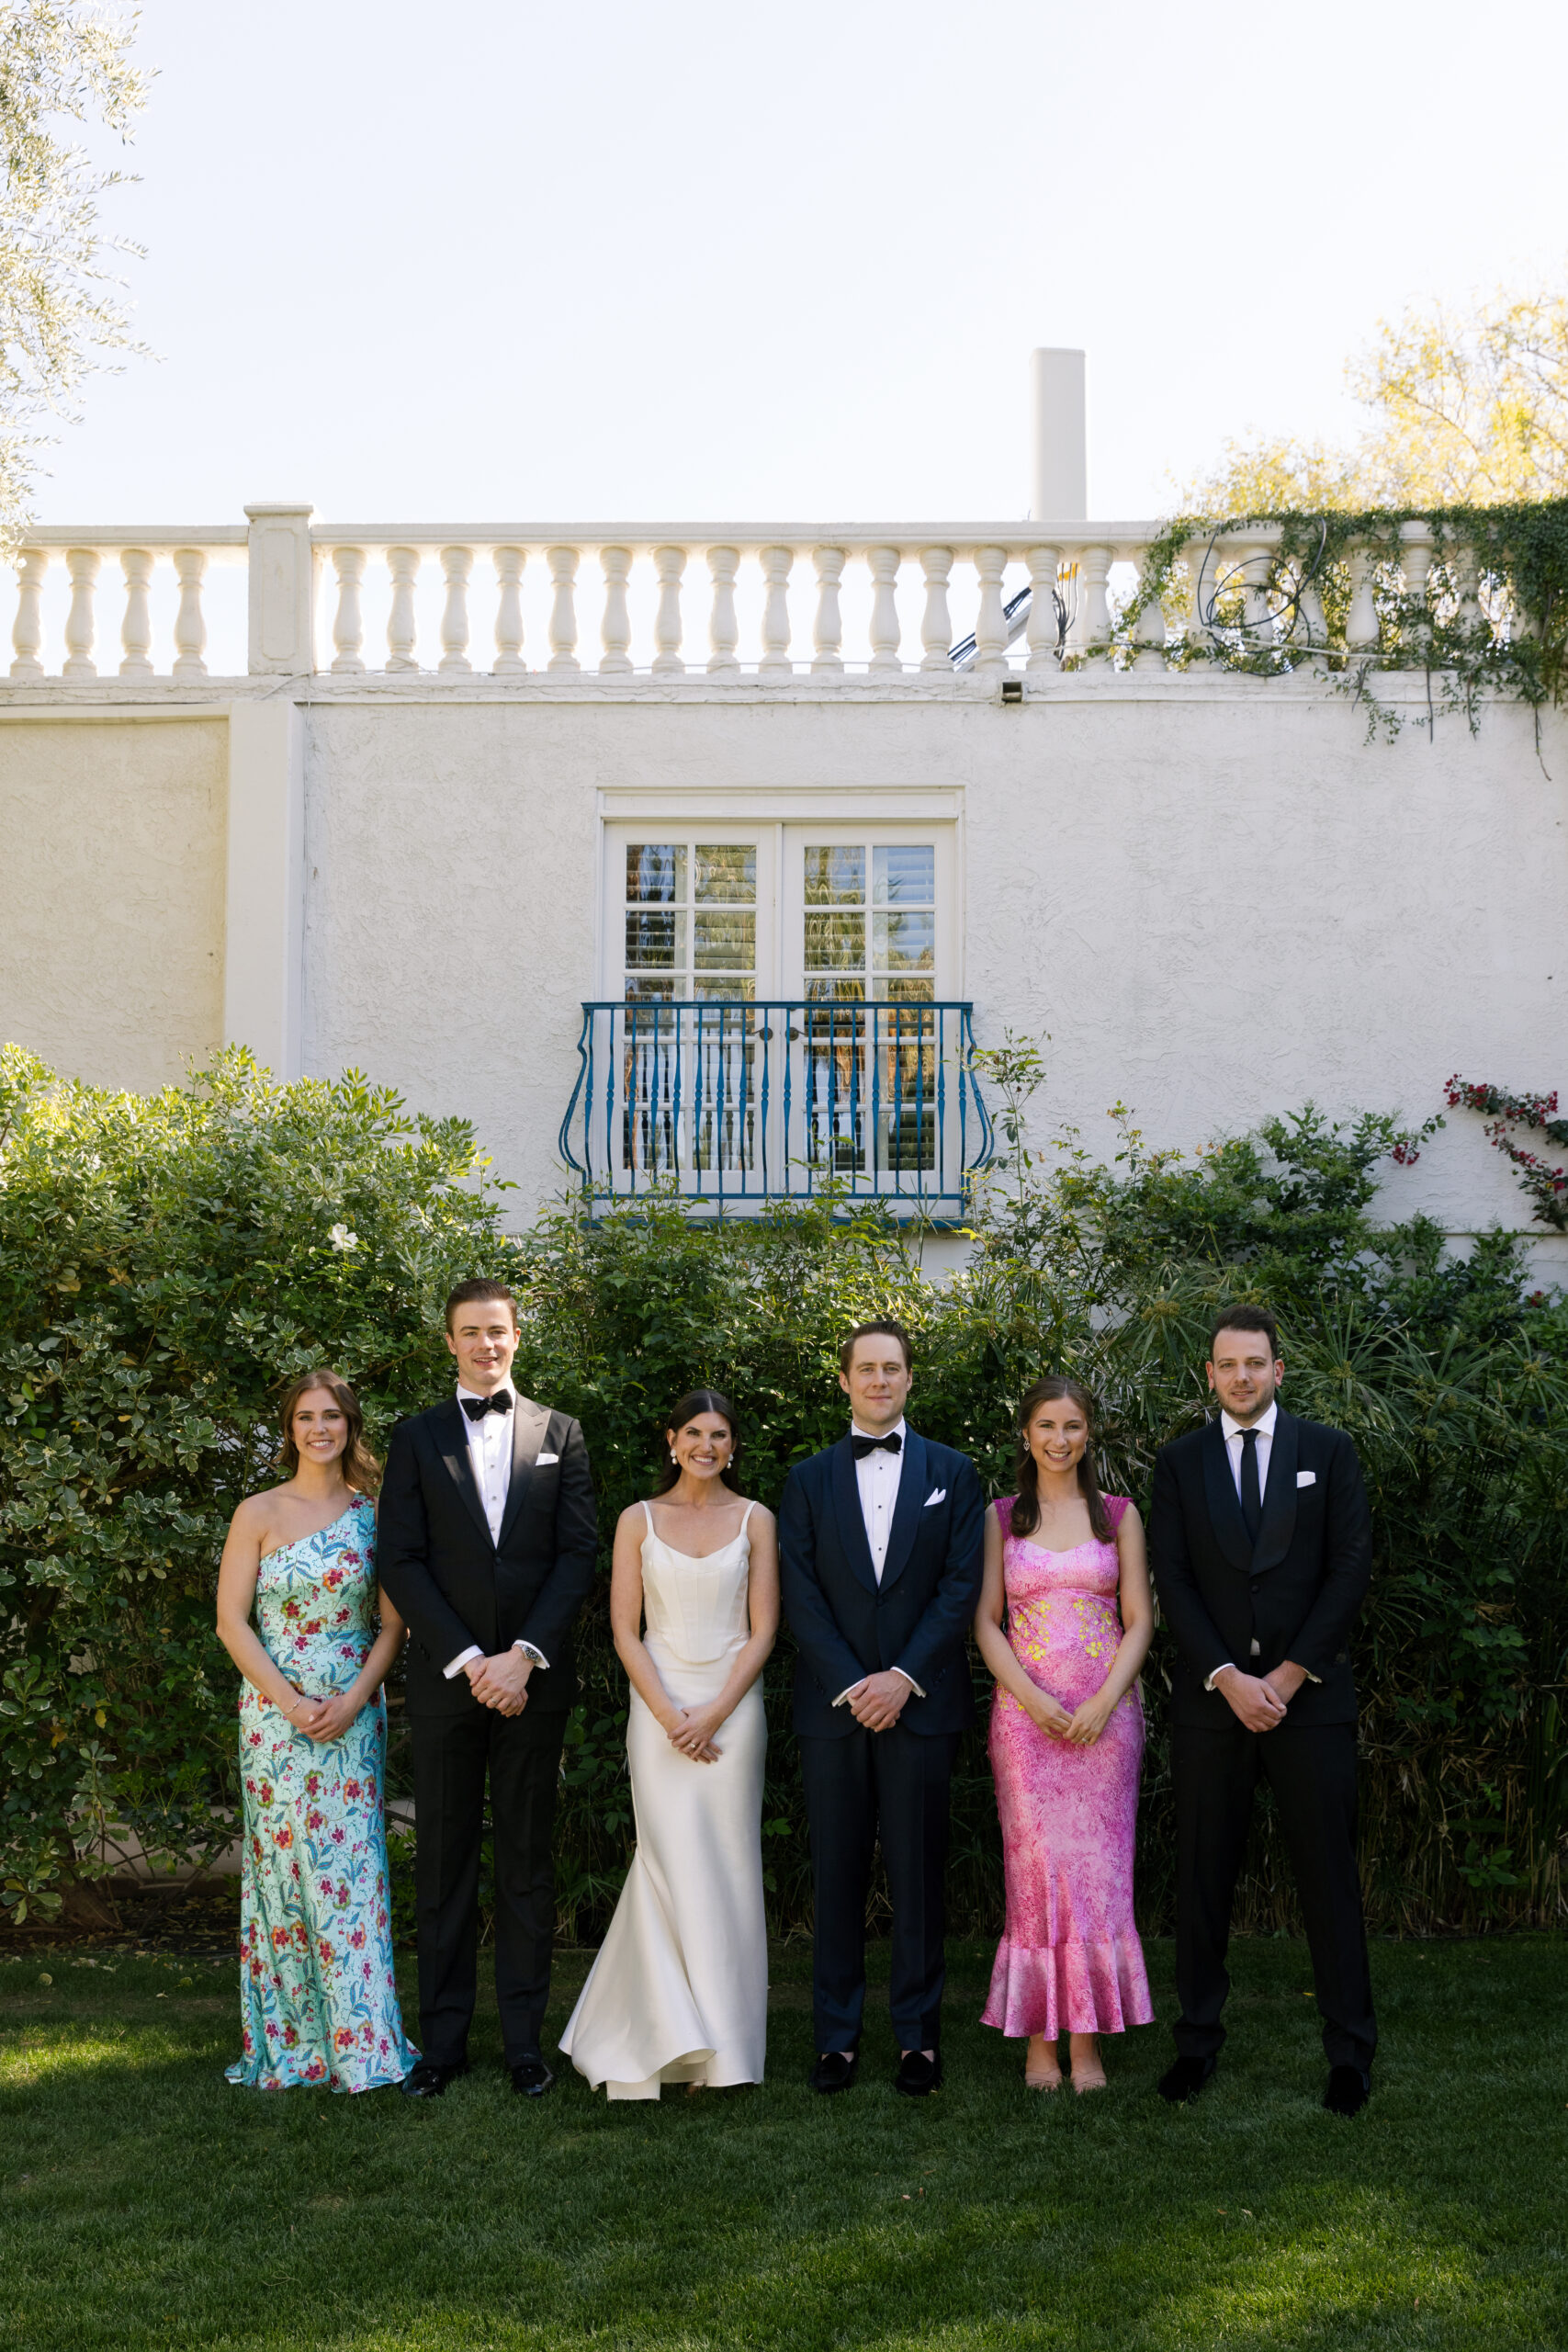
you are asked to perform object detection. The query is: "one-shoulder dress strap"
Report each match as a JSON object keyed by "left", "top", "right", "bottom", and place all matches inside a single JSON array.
[
  {"left": 995, "top": 1493, "right": 1016, "bottom": 1533},
  {"left": 739, "top": 1498, "right": 757, "bottom": 1537},
  {"left": 1105, "top": 1494, "right": 1130, "bottom": 1534},
  {"left": 641, "top": 1498, "right": 656, "bottom": 1540}
]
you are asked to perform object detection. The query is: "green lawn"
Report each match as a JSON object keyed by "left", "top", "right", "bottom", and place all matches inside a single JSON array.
[{"left": 2, "top": 1935, "right": 1563, "bottom": 2350}]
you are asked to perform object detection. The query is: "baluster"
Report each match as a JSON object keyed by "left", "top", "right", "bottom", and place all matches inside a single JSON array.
[
  {"left": 1453, "top": 539, "right": 1485, "bottom": 640},
  {"left": 758, "top": 545, "right": 793, "bottom": 679},
  {"left": 651, "top": 546, "right": 685, "bottom": 675},
  {"left": 811, "top": 547, "right": 845, "bottom": 675},
  {"left": 10, "top": 549, "right": 46, "bottom": 679},
  {"left": 63, "top": 548, "right": 99, "bottom": 676},
  {"left": 1080, "top": 545, "right": 1113, "bottom": 648},
  {"left": 599, "top": 546, "right": 633, "bottom": 675},
  {"left": 1236, "top": 543, "right": 1274, "bottom": 643},
  {"left": 386, "top": 546, "right": 421, "bottom": 672},
  {"left": 492, "top": 547, "right": 525, "bottom": 673},
  {"left": 706, "top": 546, "right": 740, "bottom": 678},
  {"left": 1298, "top": 570, "right": 1328, "bottom": 650},
  {"left": 330, "top": 547, "right": 366, "bottom": 673},
  {"left": 1024, "top": 545, "right": 1061, "bottom": 676},
  {"left": 1062, "top": 549, "right": 1089, "bottom": 653},
  {"left": 119, "top": 549, "right": 154, "bottom": 677},
  {"left": 438, "top": 545, "right": 472, "bottom": 672},
  {"left": 1344, "top": 542, "right": 1382, "bottom": 654},
  {"left": 1129, "top": 545, "right": 1167, "bottom": 668},
  {"left": 172, "top": 548, "right": 208, "bottom": 677},
  {"left": 867, "top": 545, "right": 902, "bottom": 674},
  {"left": 1183, "top": 540, "right": 1211, "bottom": 657},
  {"left": 973, "top": 546, "right": 1008, "bottom": 676},
  {"left": 547, "top": 546, "right": 580, "bottom": 673},
  {"left": 1400, "top": 516, "right": 1432, "bottom": 613},
  {"left": 919, "top": 546, "right": 953, "bottom": 672}
]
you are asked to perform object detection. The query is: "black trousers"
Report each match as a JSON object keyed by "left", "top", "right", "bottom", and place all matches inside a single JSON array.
[
  {"left": 799, "top": 1724, "right": 959, "bottom": 2056},
  {"left": 407, "top": 1701, "right": 567, "bottom": 2069},
  {"left": 1171, "top": 1717, "right": 1377, "bottom": 2073}
]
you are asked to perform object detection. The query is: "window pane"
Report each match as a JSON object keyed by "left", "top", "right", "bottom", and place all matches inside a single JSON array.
[
  {"left": 626, "top": 843, "right": 686, "bottom": 904},
  {"left": 874, "top": 909, "right": 935, "bottom": 971},
  {"left": 805, "top": 977, "right": 867, "bottom": 1002},
  {"left": 625, "top": 909, "right": 686, "bottom": 967},
  {"left": 624, "top": 978, "right": 676, "bottom": 1002},
  {"left": 874, "top": 844, "right": 935, "bottom": 905},
  {"left": 804, "top": 845, "right": 865, "bottom": 905},
  {"left": 694, "top": 910, "right": 756, "bottom": 969},
  {"left": 692, "top": 976, "right": 757, "bottom": 1001},
  {"left": 696, "top": 844, "right": 756, "bottom": 903},
  {"left": 805, "top": 910, "right": 866, "bottom": 970},
  {"left": 880, "top": 977, "right": 935, "bottom": 1003}
]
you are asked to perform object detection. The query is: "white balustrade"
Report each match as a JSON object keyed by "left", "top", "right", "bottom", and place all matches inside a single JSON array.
[
  {"left": 1080, "top": 546, "right": 1113, "bottom": 648},
  {"left": 118, "top": 549, "right": 154, "bottom": 677},
  {"left": 10, "top": 549, "right": 46, "bottom": 678},
  {"left": 919, "top": 547, "right": 953, "bottom": 673},
  {"left": 757, "top": 546, "right": 792, "bottom": 679},
  {"left": 331, "top": 548, "right": 367, "bottom": 673},
  {"left": 438, "top": 546, "right": 472, "bottom": 673},
  {"left": 386, "top": 547, "right": 421, "bottom": 672},
  {"left": 493, "top": 547, "right": 525, "bottom": 673},
  {"left": 1184, "top": 542, "right": 1211, "bottom": 651},
  {"left": 651, "top": 546, "right": 686, "bottom": 676},
  {"left": 811, "top": 547, "right": 845, "bottom": 676},
  {"left": 706, "top": 547, "right": 740, "bottom": 679},
  {"left": 1344, "top": 547, "right": 1382, "bottom": 653},
  {"left": 1401, "top": 517, "right": 1432, "bottom": 609},
  {"left": 599, "top": 547, "right": 633, "bottom": 676},
  {"left": 63, "top": 548, "right": 99, "bottom": 676},
  {"left": 1130, "top": 548, "right": 1166, "bottom": 668},
  {"left": 1024, "top": 546, "right": 1060, "bottom": 676},
  {"left": 547, "top": 547, "right": 580, "bottom": 673},
  {"left": 173, "top": 548, "right": 208, "bottom": 677},
  {"left": 867, "top": 546, "right": 902, "bottom": 674},
  {"left": 972, "top": 547, "right": 1008, "bottom": 676}
]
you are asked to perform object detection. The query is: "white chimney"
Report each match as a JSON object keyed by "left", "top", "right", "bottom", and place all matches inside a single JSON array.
[{"left": 1029, "top": 348, "right": 1087, "bottom": 521}]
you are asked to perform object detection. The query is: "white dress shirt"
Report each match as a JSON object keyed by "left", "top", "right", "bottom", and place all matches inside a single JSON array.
[
  {"left": 833, "top": 1419, "right": 925, "bottom": 1706},
  {"left": 443, "top": 1380, "right": 550, "bottom": 1680},
  {"left": 1206, "top": 1398, "right": 1314, "bottom": 1690}
]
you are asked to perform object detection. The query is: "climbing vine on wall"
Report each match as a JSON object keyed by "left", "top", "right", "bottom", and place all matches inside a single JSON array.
[{"left": 1445, "top": 1077, "right": 1568, "bottom": 1232}]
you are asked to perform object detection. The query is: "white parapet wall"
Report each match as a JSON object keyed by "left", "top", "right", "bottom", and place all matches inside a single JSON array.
[{"left": 1, "top": 507, "right": 1564, "bottom": 1277}]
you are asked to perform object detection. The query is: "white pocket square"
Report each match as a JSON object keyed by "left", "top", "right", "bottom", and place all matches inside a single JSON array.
[
  {"left": 536, "top": 1452, "right": 559, "bottom": 1465},
  {"left": 1296, "top": 1470, "right": 1315, "bottom": 1487},
  {"left": 925, "top": 1487, "right": 946, "bottom": 1507}
]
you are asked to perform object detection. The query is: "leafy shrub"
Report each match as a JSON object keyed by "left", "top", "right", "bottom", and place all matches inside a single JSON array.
[{"left": 4, "top": 1040, "right": 1565, "bottom": 1937}]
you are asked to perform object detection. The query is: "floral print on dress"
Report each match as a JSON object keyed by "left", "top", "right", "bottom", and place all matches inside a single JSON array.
[
  {"left": 225, "top": 1496, "right": 416, "bottom": 2093},
  {"left": 981, "top": 1495, "right": 1155, "bottom": 2040}
]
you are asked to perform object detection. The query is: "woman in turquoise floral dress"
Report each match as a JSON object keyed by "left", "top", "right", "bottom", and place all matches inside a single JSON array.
[{"left": 217, "top": 1368, "right": 416, "bottom": 2092}]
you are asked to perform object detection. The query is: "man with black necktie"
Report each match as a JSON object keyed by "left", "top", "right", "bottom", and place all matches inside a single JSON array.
[
  {"left": 378, "top": 1280, "right": 596, "bottom": 2099},
  {"left": 778, "top": 1320, "right": 984, "bottom": 2097},
  {"left": 1148, "top": 1306, "right": 1377, "bottom": 2117}
]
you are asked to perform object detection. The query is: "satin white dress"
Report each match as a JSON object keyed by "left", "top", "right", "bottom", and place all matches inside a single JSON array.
[{"left": 558, "top": 1500, "right": 768, "bottom": 2098}]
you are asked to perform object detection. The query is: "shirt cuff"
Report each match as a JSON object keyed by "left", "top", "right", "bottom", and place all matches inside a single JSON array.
[
  {"left": 833, "top": 1669, "right": 926, "bottom": 1705},
  {"left": 1204, "top": 1663, "right": 1236, "bottom": 1691},
  {"left": 444, "top": 1645, "right": 483, "bottom": 1679},
  {"left": 891, "top": 1668, "right": 926, "bottom": 1698},
  {"left": 832, "top": 1680, "right": 863, "bottom": 1708},
  {"left": 513, "top": 1641, "right": 548, "bottom": 1668}
]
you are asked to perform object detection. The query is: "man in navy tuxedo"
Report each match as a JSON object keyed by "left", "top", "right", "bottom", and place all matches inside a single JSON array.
[
  {"left": 1148, "top": 1305, "right": 1376, "bottom": 2117},
  {"left": 778, "top": 1319, "right": 984, "bottom": 2097}
]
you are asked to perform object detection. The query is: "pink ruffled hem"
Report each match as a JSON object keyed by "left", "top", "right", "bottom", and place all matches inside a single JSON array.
[{"left": 981, "top": 1933, "right": 1155, "bottom": 2039}]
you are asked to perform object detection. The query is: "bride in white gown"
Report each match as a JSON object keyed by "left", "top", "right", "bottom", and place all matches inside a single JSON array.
[{"left": 559, "top": 1389, "right": 778, "bottom": 2099}]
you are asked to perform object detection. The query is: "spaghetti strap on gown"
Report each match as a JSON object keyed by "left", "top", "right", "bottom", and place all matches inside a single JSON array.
[
  {"left": 982, "top": 1494, "right": 1154, "bottom": 2040},
  {"left": 559, "top": 1500, "right": 768, "bottom": 2098}
]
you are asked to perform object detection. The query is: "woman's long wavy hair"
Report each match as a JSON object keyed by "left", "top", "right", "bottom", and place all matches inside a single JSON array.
[
  {"left": 1010, "top": 1374, "right": 1111, "bottom": 1543},
  {"left": 652, "top": 1388, "right": 742, "bottom": 1497},
  {"left": 277, "top": 1367, "right": 381, "bottom": 1497}
]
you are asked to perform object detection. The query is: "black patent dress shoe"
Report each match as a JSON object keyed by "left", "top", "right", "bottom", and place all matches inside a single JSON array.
[
  {"left": 895, "top": 2049, "right": 942, "bottom": 2098},
  {"left": 511, "top": 2056, "right": 556, "bottom": 2098},
  {"left": 1157, "top": 2053, "right": 1217, "bottom": 2104},
  {"left": 1323, "top": 2064, "right": 1371, "bottom": 2117},
  {"left": 810, "top": 2048, "right": 860, "bottom": 2095},
  {"left": 400, "top": 2058, "right": 470, "bottom": 2099}
]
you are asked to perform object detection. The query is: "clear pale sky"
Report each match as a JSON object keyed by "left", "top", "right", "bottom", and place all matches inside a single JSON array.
[{"left": 37, "top": 0, "right": 1568, "bottom": 526}]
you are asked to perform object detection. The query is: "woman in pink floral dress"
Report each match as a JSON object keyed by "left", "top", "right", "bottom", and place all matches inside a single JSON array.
[
  {"left": 976, "top": 1375, "right": 1155, "bottom": 2092},
  {"left": 216, "top": 1368, "right": 415, "bottom": 2092}
]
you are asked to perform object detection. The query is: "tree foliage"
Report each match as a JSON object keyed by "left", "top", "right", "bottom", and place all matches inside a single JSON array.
[
  {"left": 0, "top": 1, "right": 148, "bottom": 553},
  {"left": 1184, "top": 280, "right": 1568, "bottom": 515}
]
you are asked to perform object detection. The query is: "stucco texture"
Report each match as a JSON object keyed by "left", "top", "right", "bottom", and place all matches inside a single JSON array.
[
  {"left": 298, "top": 684, "right": 1566, "bottom": 1250},
  {"left": 0, "top": 718, "right": 227, "bottom": 1090}
]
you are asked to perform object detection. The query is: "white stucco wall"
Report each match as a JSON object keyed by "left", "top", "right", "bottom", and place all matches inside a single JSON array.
[
  {"left": 0, "top": 714, "right": 227, "bottom": 1091},
  {"left": 297, "top": 679, "right": 1566, "bottom": 1258}
]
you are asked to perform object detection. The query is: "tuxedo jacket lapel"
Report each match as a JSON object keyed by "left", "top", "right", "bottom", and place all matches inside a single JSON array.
[
  {"left": 1201, "top": 1417, "right": 1254, "bottom": 1574},
  {"left": 1251, "top": 1408, "right": 1300, "bottom": 1575},
  {"left": 435, "top": 1399, "right": 494, "bottom": 1549},
  {"left": 830, "top": 1437, "right": 880, "bottom": 1595},
  {"left": 877, "top": 1430, "right": 928, "bottom": 1592},
  {"left": 496, "top": 1398, "right": 551, "bottom": 1555}
]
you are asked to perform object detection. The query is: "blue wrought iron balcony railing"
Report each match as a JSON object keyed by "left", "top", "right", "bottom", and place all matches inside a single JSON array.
[{"left": 559, "top": 999, "right": 993, "bottom": 1220}]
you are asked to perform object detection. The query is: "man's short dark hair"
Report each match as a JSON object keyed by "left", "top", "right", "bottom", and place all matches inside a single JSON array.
[
  {"left": 1209, "top": 1304, "right": 1280, "bottom": 1360},
  {"left": 445, "top": 1278, "right": 520, "bottom": 1333},
  {"left": 839, "top": 1318, "right": 913, "bottom": 1375}
]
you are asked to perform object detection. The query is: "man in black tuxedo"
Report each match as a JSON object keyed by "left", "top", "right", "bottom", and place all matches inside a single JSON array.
[
  {"left": 378, "top": 1279, "right": 596, "bottom": 2098},
  {"left": 1148, "top": 1305, "right": 1376, "bottom": 2117},
  {"left": 779, "top": 1319, "right": 984, "bottom": 2098}
]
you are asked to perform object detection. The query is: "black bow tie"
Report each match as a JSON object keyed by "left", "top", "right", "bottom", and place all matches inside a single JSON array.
[
  {"left": 852, "top": 1430, "right": 902, "bottom": 1458},
  {"left": 462, "top": 1391, "right": 513, "bottom": 1420}
]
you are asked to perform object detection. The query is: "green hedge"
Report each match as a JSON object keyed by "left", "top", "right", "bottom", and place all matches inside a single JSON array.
[{"left": 3, "top": 1042, "right": 1565, "bottom": 1936}]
